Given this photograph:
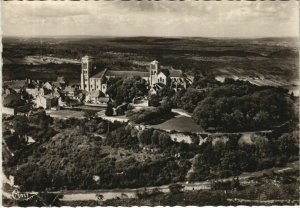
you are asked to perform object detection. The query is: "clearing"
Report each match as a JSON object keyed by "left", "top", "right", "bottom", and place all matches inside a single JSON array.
[{"left": 148, "top": 115, "right": 203, "bottom": 133}]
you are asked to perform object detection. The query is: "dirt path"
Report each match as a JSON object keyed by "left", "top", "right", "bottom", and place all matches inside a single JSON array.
[
  {"left": 58, "top": 160, "right": 299, "bottom": 202},
  {"left": 3, "top": 161, "right": 298, "bottom": 202},
  {"left": 227, "top": 198, "right": 299, "bottom": 205},
  {"left": 186, "top": 153, "right": 200, "bottom": 180}
]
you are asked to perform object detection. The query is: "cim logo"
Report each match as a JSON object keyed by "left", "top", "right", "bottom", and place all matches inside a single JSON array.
[{"left": 12, "top": 189, "right": 37, "bottom": 201}]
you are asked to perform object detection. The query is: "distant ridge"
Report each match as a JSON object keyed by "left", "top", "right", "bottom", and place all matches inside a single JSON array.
[{"left": 2, "top": 35, "right": 299, "bottom": 40}]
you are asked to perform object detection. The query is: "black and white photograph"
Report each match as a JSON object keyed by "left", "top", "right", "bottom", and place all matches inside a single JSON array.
[{"left": 1, "top": 0, "right": 299, "bottom": 206}]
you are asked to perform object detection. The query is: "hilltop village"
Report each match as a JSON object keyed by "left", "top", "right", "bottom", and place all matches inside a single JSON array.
[
  {"left": 2, "top": 55, "right": 299, "bottom": 206},
  {"left": 2, "top": 56, "right": 193, "bottom": 116}
]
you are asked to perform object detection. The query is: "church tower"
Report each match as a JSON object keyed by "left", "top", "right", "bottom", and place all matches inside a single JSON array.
[
  {"left": 149, "top": 60, "right": 159, "bottom": 87},
  {"left": 81, "top": 56, "right": 94, "bottom": 92}
]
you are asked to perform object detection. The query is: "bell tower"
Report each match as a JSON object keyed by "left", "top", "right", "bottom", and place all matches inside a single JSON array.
[
  {"left": 149, "top": 60, "right": 159, "bottom": 87},
  {"left": 81, "top": 56, "right": 94, "bottom": 91}
]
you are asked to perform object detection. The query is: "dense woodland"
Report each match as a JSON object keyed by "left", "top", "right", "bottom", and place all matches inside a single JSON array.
[
  {"left": 3, "top": 105, "right": 299, "bottom": 191},
  {"left": 189, "top": 131, "right": 299, "bottom": 181},
  {"left": 147, "top": 74, "right": 296, "bottom": 132},
  {"left": 192, "top": 80, "right": 294, "bottom": 132}
]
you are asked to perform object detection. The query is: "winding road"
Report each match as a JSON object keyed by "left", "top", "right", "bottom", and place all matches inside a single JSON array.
[{"left": 4, "top": 160, "right": 296, "bottom": 202}]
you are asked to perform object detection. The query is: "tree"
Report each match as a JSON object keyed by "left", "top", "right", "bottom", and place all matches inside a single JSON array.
[
  {"left": 220, "top": 151, "right": 241, "bottom": 177},
  {"left": 180, "top": 88, "right": 205, "bottom": 112},
  {"left": 192, "top": 98, "right": 215, "bottom": 129},
  {"left": 151, "top": 130, "right": 160, "bottom": 145},
  {"left": 169, "top": 89, "right": 185, "bottom": 108},
  {"left": 191, "top": 135, "right": 200, "bottom": 145},
  {"left": 14, "top": 116, "right": 30, "bottom": 135},
  {"left": 278, "top": 133, "right": 298, "bottom": 158},
  {"left": 168, "top": 183, "right": 184, "bottom": 194},
  {"left": 149, "top": 94, "right": 160, "bottom": 107},
  {"left": 253, "top": 111, "right": 270, "bottom": 129},
  {"left": 107, "top": 76, "right": 148, "bottom": 105},
  {"left": 138, "top": 129, "right": 153, "bottom": 145},
  {"left": 158, "top": 86, "right": 175, "bottom": 100},
  {"left": 84, "top": 110, "right": 96, "bottom": 119},
  {"left": 252, "top": 135, "right": 269, "bottom": 158},
  {"left": 105, "top": 104, "right": 114, "bottom": 116},
  {"left": 189, "top": 152, "right": 212, "bottom": 181},
  {"left": 158, "top": 133, "right": 173, "bottom": 147}
]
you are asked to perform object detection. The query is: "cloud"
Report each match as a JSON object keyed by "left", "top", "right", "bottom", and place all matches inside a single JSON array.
[
  {"left": 2, "top": 1, "right": 299, "bottom": 37},
  {"left": 3, "top": 2, "right": 86, "bottom": 19}
]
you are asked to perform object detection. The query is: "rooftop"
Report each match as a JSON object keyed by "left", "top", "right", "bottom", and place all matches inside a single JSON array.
[
  {"left": 98, "top": 97, "right": 111, "bottom": 103},
  {"left": 169, "top": 69, "right": 184, "bottom": 78},
  {"left": 52, "top": 81, "right": 63, "bottom": 88},
  {"left": 151, "top": 60, "right": 159, "bottom": 64},
  {"left": 90, "top": 69, "right": 107, "bottom": 79},
  {"left": 89, "top": 90, "right": 104, "bottom": 98},
  {"left": 64, "top": 86, "right": 75, "bottom": 92},
  {"left": 82, "top": 55, "right": 94, "bottom": 60},
  {"left": 3, "top": 80, "right": 27, "bottom": 89},
  {"left": 43, "top": 94, "right": 57, "bottom": 100},
  {"left": 106, "top": 70, "right": 149, "bottom": 78}
]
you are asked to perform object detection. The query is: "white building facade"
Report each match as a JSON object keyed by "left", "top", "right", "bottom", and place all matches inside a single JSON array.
[{"left": 80, "top": 56, "right": 193, "bottom": 96}]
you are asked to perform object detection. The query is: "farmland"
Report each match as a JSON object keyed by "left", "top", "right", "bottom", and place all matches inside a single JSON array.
[{"left": 2, "top": 37, "right": 299, "bottom": 90}]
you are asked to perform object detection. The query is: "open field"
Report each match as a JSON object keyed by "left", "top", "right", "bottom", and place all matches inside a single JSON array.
[
  {"left": 23, "top": 56, "right": 80, "bottom": 65},
  {"left": 148, "top": 115, "right": 203, "bottom": 133},
  {"left": 46, "top": 110, "right": 85, "bottom": 119}
]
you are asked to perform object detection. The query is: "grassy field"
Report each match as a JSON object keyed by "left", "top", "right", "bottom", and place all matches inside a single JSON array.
[
  {"left": 149, "top": 115, "right": 203, "bottom": 133},
  {"left": 46, "top": 110, "right": 85, "bottom": 119}
]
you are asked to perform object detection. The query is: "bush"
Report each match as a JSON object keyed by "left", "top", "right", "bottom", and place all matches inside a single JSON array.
[
  {"left": 168, "top": 183, "right": 184, "bottom": 194},
  {"left": 149, "top": 94, "right": 160, "bottom": 107},
  {"left": 126, "top": 106, "right": 171, "bottom": 124},
  {"left": 105, "top": 105, "right": 114, "bottom": 116}
]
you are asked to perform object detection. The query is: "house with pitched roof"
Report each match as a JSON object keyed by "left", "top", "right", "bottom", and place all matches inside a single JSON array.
[
  {"left": 3, "top": 80, "right": 27, "bottom": 93},
  {"left": 85, "top": 90, "right": 111, "bottom": 106},
  {"left": 35, "top": 94, "right": 58, "bottom": 109}
]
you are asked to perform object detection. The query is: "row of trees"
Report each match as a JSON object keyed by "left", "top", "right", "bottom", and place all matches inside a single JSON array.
[
  {"left": 105, "top": 124, "right": 201, "bottom": 159},
  {"left": 53, "top": 116, "right": 123, "bottom": 135},
  {"left": 105, "top": 124, "right": 175, "bottom": 150}
]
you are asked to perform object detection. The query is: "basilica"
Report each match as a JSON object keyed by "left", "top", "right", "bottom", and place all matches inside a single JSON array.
[{"left": 80, "top": 56, "right": 193, "bottom": 95}]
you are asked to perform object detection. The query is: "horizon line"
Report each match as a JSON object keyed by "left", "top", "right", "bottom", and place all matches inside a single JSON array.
[{"left": 2, "top": 35, "right": 299, "bottom": 40}]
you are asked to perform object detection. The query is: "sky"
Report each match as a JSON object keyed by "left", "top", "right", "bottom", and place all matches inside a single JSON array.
[{"left": 2, "top": 1, "right": 299, "bottom": 38}]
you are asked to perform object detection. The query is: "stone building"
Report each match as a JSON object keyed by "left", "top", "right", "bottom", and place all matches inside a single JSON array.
[{"left": 80, "top": 56, "right": 193, "bottom": 95}]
